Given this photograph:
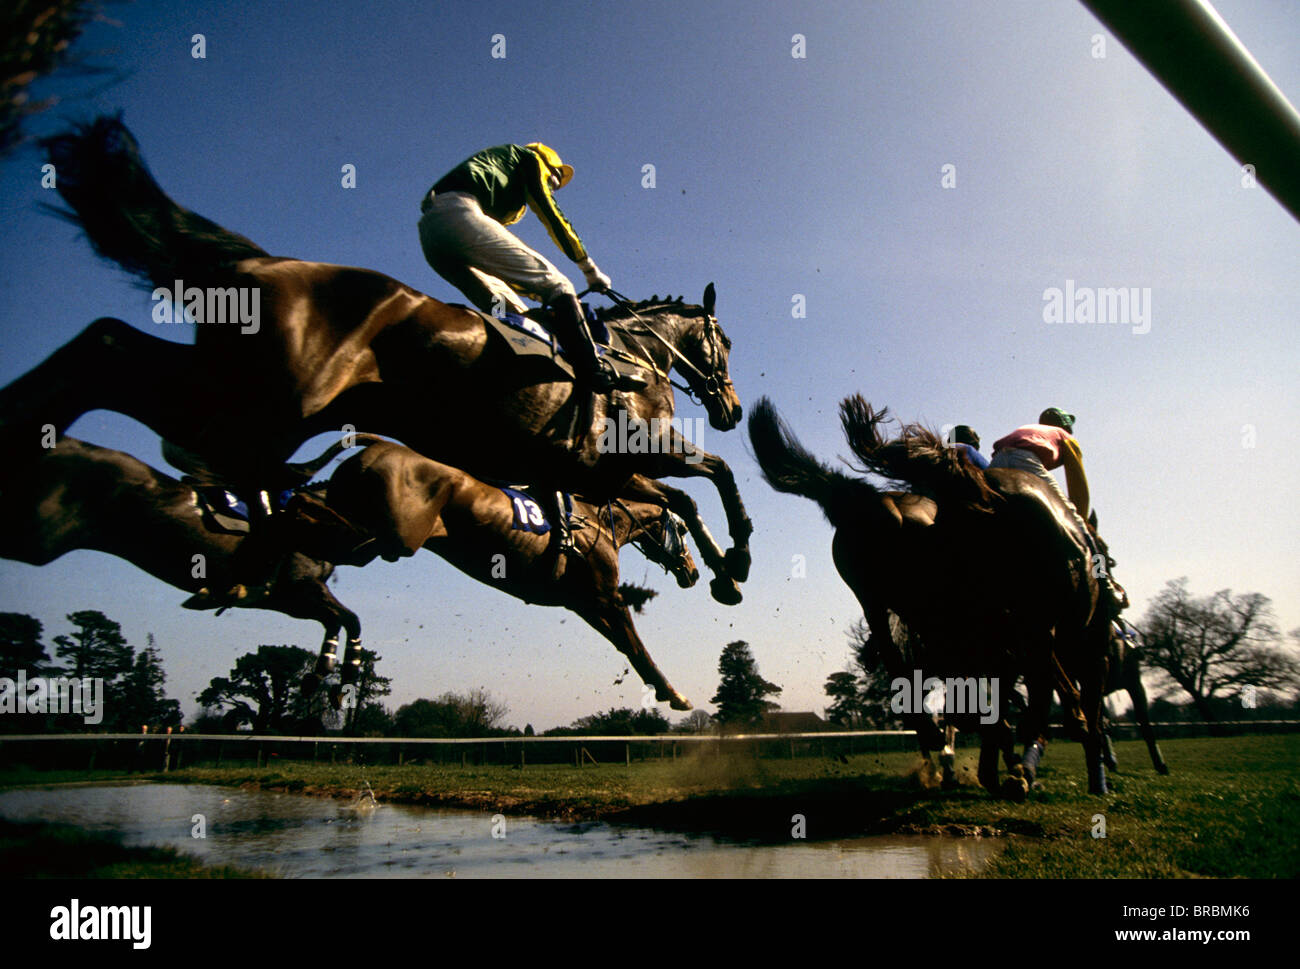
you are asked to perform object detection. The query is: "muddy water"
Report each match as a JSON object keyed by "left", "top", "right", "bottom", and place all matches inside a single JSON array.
[{"left": 0, "top": 783, "right": 1001, "bottom": 878}]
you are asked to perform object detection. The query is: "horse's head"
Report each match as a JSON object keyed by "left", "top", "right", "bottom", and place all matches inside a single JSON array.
[
  {"left": 678, "top": 283, "right": 742, "bottom": 431},
  {"left": 633, "top": 507, "right": 699, "bottom": 589},
  {"left": 602, "top": 283, "right": 743, "bottom": 431}
]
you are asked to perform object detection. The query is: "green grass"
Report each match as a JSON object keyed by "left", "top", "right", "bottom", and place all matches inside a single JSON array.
[
  {"left": 0, "top": 818, "right": 267, "bottom": 878},
  {"left": 3, "top": 734, "right": 1297, "bottom": 877}
]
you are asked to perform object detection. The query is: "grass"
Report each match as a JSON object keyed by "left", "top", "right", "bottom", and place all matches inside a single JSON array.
[{"left": 3, "top": 733, "right": 1297, "bottom": 877}]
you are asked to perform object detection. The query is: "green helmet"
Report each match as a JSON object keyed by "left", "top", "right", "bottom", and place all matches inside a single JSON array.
[{"left": 1039, "top": 407, "right": 1076, "bottom": 431}]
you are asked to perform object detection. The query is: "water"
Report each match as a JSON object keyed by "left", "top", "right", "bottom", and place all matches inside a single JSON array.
[{"left": 0, "top": 782, "right": 1001, "bottom": 878}]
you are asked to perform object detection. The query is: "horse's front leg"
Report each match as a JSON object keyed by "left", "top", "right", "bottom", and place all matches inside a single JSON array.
[
  {"left": 617, "top": 475, "right": 740, "bottom": 605},
  {"left": 578, "top": 602, "right": 691, "bottom": 711},
  {"left": 644, "top": 432, "right": 752, "bottom": 583}
]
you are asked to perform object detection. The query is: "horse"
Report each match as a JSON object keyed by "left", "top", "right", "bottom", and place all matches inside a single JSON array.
[
  {"left": 833, "top": 394, "right": 1114, "bottom": 796},
  {"left": 0, "top": 436, "right": 360, "bottom": 668},
  {"left": 749, "top": 395, "right": 1110, "bottom": 797},
  {"left": 0, "top": 435, "right": 700, "bottom": 713},
  {"left": 296, "top": 435, "right": 700, "bottom": 710},
  {"left": 746, "top": 397, "right": 1016, "bottom": 789},
  {"left": 0, "top": 116, "right": 752, "bottom": 601}
]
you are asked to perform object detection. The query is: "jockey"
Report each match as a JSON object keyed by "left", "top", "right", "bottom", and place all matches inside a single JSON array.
[
  {"left": 949, "top": 424, "right": 989, "bottom": 469},
  {"left": 418, "top": 142, "right": 619, "bottom": 392},
  {"left": 989, "top": 408, "right": 1126, "bottom": 613}
]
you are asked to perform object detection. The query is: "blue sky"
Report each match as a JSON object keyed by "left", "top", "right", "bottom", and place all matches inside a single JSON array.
[{"left": 1, "top": 0, "right": 1296, "bottom": 731}]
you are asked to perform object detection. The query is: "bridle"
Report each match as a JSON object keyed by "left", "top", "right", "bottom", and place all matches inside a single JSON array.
[
  {"left": 597, "top": 289, "right": 731, "bottom": 409},
  {"left": 606, "top": 498, "right": 688, "bottom": 575}
]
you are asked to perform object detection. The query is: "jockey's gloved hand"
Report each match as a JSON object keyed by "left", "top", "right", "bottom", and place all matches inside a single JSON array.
[{"left": 578, "top": 258, "right": 611, "bottom": 292}]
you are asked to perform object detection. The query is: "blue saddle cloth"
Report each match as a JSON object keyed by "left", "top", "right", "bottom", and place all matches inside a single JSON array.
[
  {"left": 499, "top": 304, "right": 609, "bottom": 357},
  {"left": 498, "top": 486, "right": 576, "bottom": 535}
]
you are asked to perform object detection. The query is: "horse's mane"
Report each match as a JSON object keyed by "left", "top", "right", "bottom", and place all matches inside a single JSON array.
[
  {"left": 595, "top": 294, "right": 693, "bottom": 323},
  {"left": 838, "top": 394, "right": 1001, "bottom": 512}
]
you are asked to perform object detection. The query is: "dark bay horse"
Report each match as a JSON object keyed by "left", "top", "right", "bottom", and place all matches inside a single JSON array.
[
  {"left": 748, "top": 396, "right": 1110, "bottom": 797},
  {"left": 833, "top": 394, "right": 1114, "bottom": 796},
  {"left": 0, "top": 116, "right": 752, "bottom": 595},
  {"left": 299, "top": 435, "right": 700, "bottom": 710},
  {"left": 0, "top": 437, "right": 361, "bottom": 663},
  {"left": 0, "top": 435, "right": 700, "bottom": 711},
  {"left": 746, "top": 398, "right": 988, "bottom": 778}
]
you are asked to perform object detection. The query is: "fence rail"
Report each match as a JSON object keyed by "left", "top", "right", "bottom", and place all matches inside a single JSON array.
[{"left": 1, "top": 721, "right": 1295, "bottom": 773}]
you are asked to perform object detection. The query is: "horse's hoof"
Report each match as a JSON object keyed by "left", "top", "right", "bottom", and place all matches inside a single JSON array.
[
  {"left": 668, "top": 694, "right": 693, "bottom": 712},
  {"left": 724, "top": 547, "right": 752, "bottom": 583},
  {"left": 677, "top": 570, "right": 699, "bottom": 590},
  {"left": 709, "top": 576, "right": 743, "bottom": 605},
  {"left": 1000, "top": 777, "right": 1030, "bottom": 802},
  {"left": 1156, "top": 764, "right": 1170, "bottom": 776},
  {"left": 181, "top": 588, "right": 214, "bottom": 609}
]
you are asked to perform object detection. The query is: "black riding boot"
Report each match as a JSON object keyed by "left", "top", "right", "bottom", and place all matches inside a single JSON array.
[{"left": 548, "top": 294, "right": 616, "bottom": 391}]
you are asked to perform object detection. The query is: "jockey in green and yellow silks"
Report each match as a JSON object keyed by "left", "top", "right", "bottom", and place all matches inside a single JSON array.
[{"left": 418, "top": 142, "right": 616, "bottom": 391}]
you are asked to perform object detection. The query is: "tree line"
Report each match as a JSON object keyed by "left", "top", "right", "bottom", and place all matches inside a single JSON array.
[{"left": 822, "top": 579, "right": 1300, "bottom": 727}]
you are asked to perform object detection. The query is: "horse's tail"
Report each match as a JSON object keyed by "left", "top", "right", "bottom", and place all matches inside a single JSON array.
[
  {"left": 40, "top": 114, "right": 269, "bottom": 290},
  {"left": 838, "top": 393, "right": 1001, "bottom": 513},
  {"left": 748, "top": 396, "right": 881, "bottom": 528}
]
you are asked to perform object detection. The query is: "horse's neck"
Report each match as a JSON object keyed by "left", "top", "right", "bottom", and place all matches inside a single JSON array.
[
  {"left": 591, "top": 501, "right": 644, "bottom": 551},
  {"left": 608, "top": 310, "right": 687, "bottom": 373}
]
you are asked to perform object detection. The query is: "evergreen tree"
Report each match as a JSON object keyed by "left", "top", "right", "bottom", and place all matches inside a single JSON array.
[
  {"left": 0, "top": 613, "right": 48, "bottom": 680},
  {"left": 51, "top": 610, "right": 132, "bottom": 683},
  {"left": 709, "top": 640, "right": 781, "bottom": 727},
  {"left": 115, "top": 634, "right": 182, "bottom": 731},
  {"left": 197, "top": 645, "right": 316, "bottom": 733}
]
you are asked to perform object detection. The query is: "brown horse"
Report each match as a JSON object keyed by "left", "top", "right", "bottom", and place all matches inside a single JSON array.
[
  {"left": 0, "top": 116, "right": 751, "bottom": 598},
  {"left": 746, "top": 398, "right": 979, "bottom": 772},
  {"left": 298, "top": 435, "right": 700, "bottom": 710},
  {"left": 833, "top": 394, "right": 1114, "bottom": 796},
  {"left": 748, "top": 396, "right": 1111, "bottom": 797},
  {"left": 0, "top": 437, "right": 361, "bottom": 663},
  {"left": 0, "top": 435, "right": 700, "bottom": 712}
]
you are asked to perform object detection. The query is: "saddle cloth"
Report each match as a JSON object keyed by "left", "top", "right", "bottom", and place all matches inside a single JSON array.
[{"left": 480, "top": 307, "right": 645, "bottom": 386}]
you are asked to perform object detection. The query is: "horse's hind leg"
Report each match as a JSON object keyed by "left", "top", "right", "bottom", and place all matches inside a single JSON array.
[
  {"left": 0, "top": 318, "right": 208, "bottom": 457},
  {"left": 330, "top": 632, "right": 366, "bottom": 716}
]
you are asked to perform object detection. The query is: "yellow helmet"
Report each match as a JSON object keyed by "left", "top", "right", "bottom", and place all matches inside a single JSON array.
[{"left": 526, "top": 142, "right": 574, "bottom": 188}]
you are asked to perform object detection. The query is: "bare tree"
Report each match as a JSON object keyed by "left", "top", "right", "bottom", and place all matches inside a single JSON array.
[{"left": 1138, "top": 578, "right": 1300, "bottom": 720}]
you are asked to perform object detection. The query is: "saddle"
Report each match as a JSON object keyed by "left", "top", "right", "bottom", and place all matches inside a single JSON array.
[{"left": 480, "top": 306, "right": 651, "bottom": 389}]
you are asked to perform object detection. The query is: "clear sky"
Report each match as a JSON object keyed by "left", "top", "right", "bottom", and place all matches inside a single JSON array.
[{"left": 0, "top": 0, "right": 1296, "bottom": 732}]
